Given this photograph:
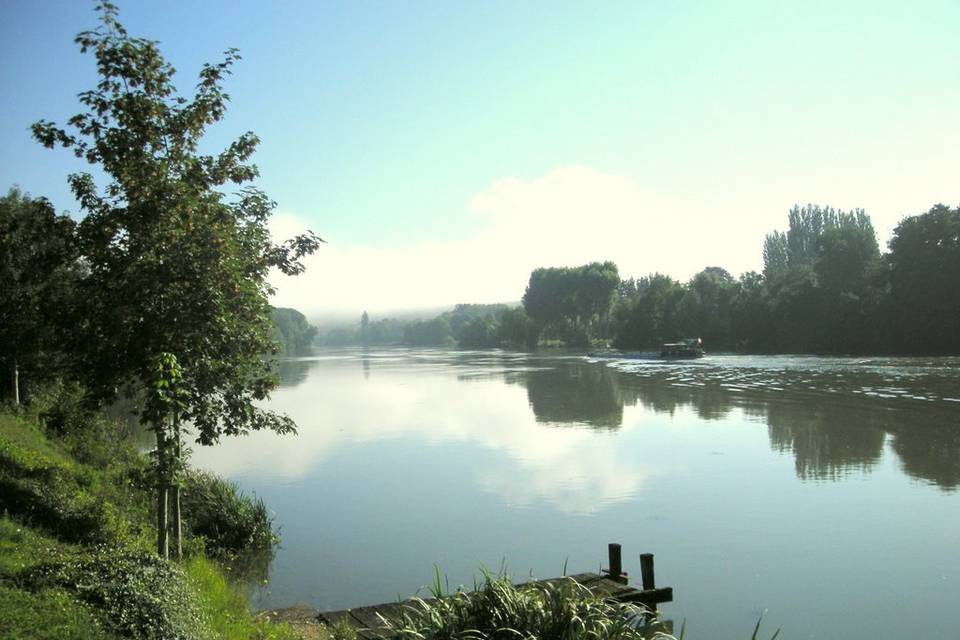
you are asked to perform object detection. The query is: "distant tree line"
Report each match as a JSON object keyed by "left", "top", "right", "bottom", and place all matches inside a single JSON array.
[
  {"left": 316, "top": 203, "right": 958, "bottom": 356},
  {"left": 320, "top": 304, "right": 538, "bottom": 350},
  {"left": 613, "top": 203, "right": 959, "bottom": 355}
]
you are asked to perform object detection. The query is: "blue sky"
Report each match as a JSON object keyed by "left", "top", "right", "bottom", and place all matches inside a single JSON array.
[{"left": 2, "top": 1, "right": 958, "bottom": 316}]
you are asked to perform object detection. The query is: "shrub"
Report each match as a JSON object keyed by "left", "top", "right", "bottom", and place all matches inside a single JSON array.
[
  {"left": 22, "top": 546, "right": 207, "bottom": 640},
  {"left": 181, "top": 470, "right": 278, "bottom": 555}
]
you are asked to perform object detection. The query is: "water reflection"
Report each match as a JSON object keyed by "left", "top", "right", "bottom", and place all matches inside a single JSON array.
[
  {"left": 766, "top": 401, "right": 885, "bottom": 481},
  {"left": 888, "top": 416, "right": 960, "bottom": 490},
  {"left": 276, "top": 358, "right": 315, "bottom": 388},
  {"left": 599, "top": 355, "right": 960, "bottom": 490},
  {"left": 198, "top": 350, "right": 960, "bottom": 494},
  {"left": 506, "top": 360, "right": 623, "bottom": 429},
  {"left": 195, "top": 349, "right": 650, "bottom": 514}
]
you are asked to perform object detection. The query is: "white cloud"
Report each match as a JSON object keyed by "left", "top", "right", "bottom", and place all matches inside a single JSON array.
[
  {"left": 268, "top": 166, "right": 753, "bottom": 317},
  {"left": 266, "top": 162, "right": 959, "bottom": 318}
]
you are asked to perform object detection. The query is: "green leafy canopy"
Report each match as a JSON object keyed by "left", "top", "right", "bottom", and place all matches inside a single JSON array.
[{"left": 32, "top": 2, "right": 323, "bottom": 445}]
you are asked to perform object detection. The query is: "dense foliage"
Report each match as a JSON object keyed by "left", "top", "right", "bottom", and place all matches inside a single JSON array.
[
  {"left": 31, "top": 3, "right": 321, "bottom": 445},
  {"left": 271, "top": 307, "right": 318, "bottom": 355},
  {"left": 23, "top": 546, "right": 205, "bottom": 640},
  {"left": 887, "top": 204, "right": 960, "bottom": 355},
  {"left": 523, "top": 262, "right": 620, "bottom": 347},
  {"left": 0, "top": 189, "right": 79, "bottom": 405}
]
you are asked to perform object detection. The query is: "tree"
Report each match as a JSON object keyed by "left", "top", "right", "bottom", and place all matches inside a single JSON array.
[
  {"left": 0, "top": 188, "right": 78, "bottom": 405},
  {"left": 677, "top": 267, "right": 736, "bottom": 349},
  {"left": 761, "top": 204, "right": 880, "bottom": 353},
  {"left": 459, "top": 316, "right": 498, "bottom": 348},
  {"left": 32, "top": 3, "right": 322, "bottom": 557},
  {"left": 360, "top": 310, "right": 370, "bottom": 345},
  {"left": 403, "top": 317, "right": 453, "bottom": 346},
  {"left": 272, "top": 307, "right": 318, "bottom": 355},
  {"left": 496, "top": 306, "right": 538, "bottom": 349},
  {"left": 729, "top": 271, "right": 772, "bottom": 352},
  {"left": 522, "top": 262, "right": 619, "bottom": 343},
  {"left": 887, "top": 204, "right": 960, "bottom": 354},
  {"left": 612, "top": 273, "right": 685, "bottom": 349}
]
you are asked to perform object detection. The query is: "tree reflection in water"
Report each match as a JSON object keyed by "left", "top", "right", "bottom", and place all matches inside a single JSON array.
[{"left": 508, "top": 355, "right": 960, "bottom": 491}]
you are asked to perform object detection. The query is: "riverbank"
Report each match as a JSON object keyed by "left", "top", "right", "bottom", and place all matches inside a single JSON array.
[{"left": 0, "top": 405, "right": 304, "bottom": 640}]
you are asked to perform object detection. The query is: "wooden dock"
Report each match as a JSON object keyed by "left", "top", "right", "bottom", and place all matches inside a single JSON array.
[{"left": 261, "top": 544, "right": 673, "bottom": 640}]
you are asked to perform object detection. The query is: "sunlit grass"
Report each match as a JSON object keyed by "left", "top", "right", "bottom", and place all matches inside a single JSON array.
[{"left": 185, "top": 554, "right": 300, "bottom": 640}]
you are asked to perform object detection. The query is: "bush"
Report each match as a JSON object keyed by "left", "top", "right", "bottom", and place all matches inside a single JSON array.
[
  {"left": 181, "top": 471, "right": 277, "bottom": 556},
  {"left": 22, "top": 546, "right": 206, "bottom": 640}
]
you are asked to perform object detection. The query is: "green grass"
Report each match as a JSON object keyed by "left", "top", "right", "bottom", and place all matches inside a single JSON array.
[
  {"left": 0, "top": 518, "right": 116, "bottom": 639},
  {"left": 0, "top": 585, "right": 115, "bottom": 640},
  {"left": 0, "top": 411, "right": 77, "bottom": 474},
  {"left": 0, "top": 515, "right": 67, "bottom": 574},
  {"left": 0, "top": 411, "right": 151, "bottom": 547},
  {"left": 185, "top": 555, "right": 300, "bottom": 640},
  {"left": 0, "top": 406, "right": 299, "bottom": 640}
]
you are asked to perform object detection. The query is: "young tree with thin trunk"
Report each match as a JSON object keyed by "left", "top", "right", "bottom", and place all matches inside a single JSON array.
[{"left": 32, "top": 2, "right": 322, "bottom": 558}]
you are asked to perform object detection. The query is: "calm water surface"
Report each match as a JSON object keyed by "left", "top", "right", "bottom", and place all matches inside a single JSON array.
[{"left": 192, "top": 349, "right": 960, "bottom": 639}]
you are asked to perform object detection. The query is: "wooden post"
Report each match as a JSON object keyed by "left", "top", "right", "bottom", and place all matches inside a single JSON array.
[
  {"left": 155, "top": 430, "right": 169, "bottom": 559},
  {"left": 608, "top": 543, "right": 622, "bottom": 578},
  {"left": 171, "top": 411, "right": 182, "bottom": 561},
  {"left": 640, "top": 553, "right": 656, "bottom": 590},
  {"left": 12, "top": 360, "right": 19, "bottom": 407},
  {"left": 639, "top": 553, "right": 657, "bottom": 616},
  {"left": 603, "top": 542, "right": 627, "bottom": 584}
]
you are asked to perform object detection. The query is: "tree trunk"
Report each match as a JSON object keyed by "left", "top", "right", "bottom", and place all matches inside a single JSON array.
[
  {"left": 12, "top": 360, "right": 19, "bottom": 407},
  {"left": 171, "top": 411, "right": 182, "bottom": 560},
  {"left": 155, "top": 429, "right": 169, "bottom": 558}
]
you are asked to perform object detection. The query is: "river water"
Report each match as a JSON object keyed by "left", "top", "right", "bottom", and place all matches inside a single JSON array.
[{"left": 191, "top": 349, "right": 960, "bottom": 639}]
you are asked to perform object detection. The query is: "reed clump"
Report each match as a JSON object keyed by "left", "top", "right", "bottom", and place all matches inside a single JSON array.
[{"left": 378, "top": 569, "right": 665, "bottom": 640}]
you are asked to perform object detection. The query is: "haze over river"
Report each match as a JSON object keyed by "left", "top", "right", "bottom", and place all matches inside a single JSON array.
[{"left": 192, "top": 349, "right": 960, "bottom": 639}]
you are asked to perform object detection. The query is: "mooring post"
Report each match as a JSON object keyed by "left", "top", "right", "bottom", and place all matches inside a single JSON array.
[
  {"left": 609, "top": 543, "right": 622, "bottom": 576},
  {"left": 604, "top": 542, "right": 628, "bottom": 584},
  {"left": 640, "top": 553, "right": 656, "bottom": 590}
]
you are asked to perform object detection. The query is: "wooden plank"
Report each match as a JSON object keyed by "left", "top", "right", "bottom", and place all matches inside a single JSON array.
[
  {"left": 348, "top": 601, "right": 417, "bottom": 630},
  {"left": 616, "top": 587, "right": 674, "bottom": 607},
  {"left": 317, "top": 609, "right": 356, "bottom": 628}
]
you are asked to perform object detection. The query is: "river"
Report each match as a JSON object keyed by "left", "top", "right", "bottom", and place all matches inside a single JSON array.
[{"left": 191, "top": 349, "right": 960, "bottom": 639}]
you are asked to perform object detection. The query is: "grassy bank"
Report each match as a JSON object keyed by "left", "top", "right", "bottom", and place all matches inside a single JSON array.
[{"left": 0, "top": 406, "right": 298, "bottom": 640}]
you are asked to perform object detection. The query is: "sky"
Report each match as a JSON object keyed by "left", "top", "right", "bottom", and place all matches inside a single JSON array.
[{"left": 2, "top": 1, "right": 958, "bottom": 320}]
